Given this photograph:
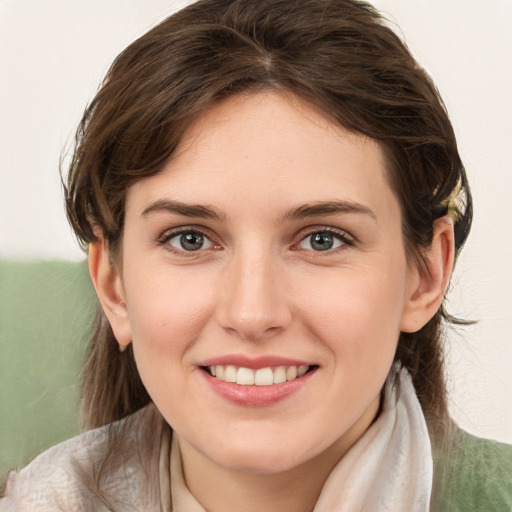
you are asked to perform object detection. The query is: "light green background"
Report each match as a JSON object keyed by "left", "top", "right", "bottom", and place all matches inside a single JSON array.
[{"left": 0, "top": 260, "right": 96, "bottom": 476}]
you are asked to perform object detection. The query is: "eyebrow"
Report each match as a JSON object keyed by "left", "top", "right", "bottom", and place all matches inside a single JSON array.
[
  {"left": 141, "top": 199, "right": 376, "bottom": 223},
  {"left": 141, "top": 200, "right": 226, "bottom": 221},
  {"left": 281, "top": 201, "right": 377, "bottom": 222}
]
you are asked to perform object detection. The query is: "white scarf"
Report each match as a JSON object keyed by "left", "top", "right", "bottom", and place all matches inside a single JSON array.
[{"left": 170, "top": 367, "right": 433, "bottom": 512}]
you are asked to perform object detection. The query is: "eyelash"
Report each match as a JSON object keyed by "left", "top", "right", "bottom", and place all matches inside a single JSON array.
[
  {"left": 157, "top": 227, "right": 219, "bottom": 257},
  {"left": 293, "top": 227, "right": 355, "bottom": 254},
  {"left": 157, "top": 226, "right": 355, "bottom": 256}
]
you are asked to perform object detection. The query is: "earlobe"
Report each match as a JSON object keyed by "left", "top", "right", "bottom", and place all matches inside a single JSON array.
[
  {"left": 401, "top": 217, "right": 455, "bottom": 333},
  {"left": 88, "top": 234, "right": 132, "bottom": 349}
]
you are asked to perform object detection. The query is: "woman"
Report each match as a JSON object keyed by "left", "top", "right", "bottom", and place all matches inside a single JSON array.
[{"left": 1, "top": 0, "right": 511, "bottom": 510}]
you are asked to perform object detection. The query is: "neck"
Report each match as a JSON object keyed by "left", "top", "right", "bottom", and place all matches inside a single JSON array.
[
  {"left": 179, "top": 441, "right": 338, "bottom": 512},
  {"left": 175, "top": 399, "right": 379, "bottom": 512}
]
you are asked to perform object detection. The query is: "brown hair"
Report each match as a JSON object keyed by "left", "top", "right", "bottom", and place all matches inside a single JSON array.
[{"left": 65, "top": 0, "right": 471, "bottom": 432}]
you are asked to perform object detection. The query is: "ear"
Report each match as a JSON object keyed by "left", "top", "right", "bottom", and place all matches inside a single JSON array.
[
  {"left": 88, "top": 234, "right": 132, "bottom": 349},
  {"left": 401, "top": 216, "right": 455, "bottom": 333}
]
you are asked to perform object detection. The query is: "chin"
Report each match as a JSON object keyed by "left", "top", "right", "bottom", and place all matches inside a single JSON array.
[
  {"left": 197, "top": 432, "right": 321, "bottom": 475},
  {"left": 216, "top": 448, "right": 307, "bottom": 475}
]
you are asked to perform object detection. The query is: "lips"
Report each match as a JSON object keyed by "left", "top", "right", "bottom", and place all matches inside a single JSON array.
[{"left": 198, "top": 355, "right": 317, "bottom": 406}]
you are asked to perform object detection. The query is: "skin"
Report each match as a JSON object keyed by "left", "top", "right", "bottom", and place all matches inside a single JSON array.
[{"left": 90, "top": 91, "right": 454, "bottom": 512}]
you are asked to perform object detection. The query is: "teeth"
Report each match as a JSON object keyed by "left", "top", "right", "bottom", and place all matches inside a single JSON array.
[
  {"left": 273, "top": 366, "right": 287, "bottom": 384},
  {"left": 297, "top": 365, "right": 308, "bottom": 377},
  {"left": 208, "top": 365, "right": 311, "bottom": 386},
  {"left": 254, "top": 367, "right": 273, "bottom": 386},
  {"left": 237, "top": 367, "right": 255, "bottom": 385},
  {"left": 225, "top": 365, "right": 237, "bottom": 383},
  {"left": 286, "top": 366, "right": 297, "bottom": 381}
]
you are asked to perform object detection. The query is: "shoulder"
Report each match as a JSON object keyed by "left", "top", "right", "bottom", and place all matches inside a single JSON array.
[
  {"left": 1, "top": 426, "right": 109, "bottom": 511},
  {"left": 431, "top": 427, "right": 512, "bottom": 511},
  {"left": 0, "top": 404, "right": 169, "bottom": 512}
]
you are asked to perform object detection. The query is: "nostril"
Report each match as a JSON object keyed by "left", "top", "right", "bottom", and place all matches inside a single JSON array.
[
  {"left": 215, "top": 274, "right": 293, "bottom": 340},
  {"left": 225, "top": 325, "right": 282, "bottom": 341}
]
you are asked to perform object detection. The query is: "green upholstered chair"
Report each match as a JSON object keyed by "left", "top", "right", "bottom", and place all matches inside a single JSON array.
[{"left": 0, "top": 259, "right": 96, "bottom": 476}]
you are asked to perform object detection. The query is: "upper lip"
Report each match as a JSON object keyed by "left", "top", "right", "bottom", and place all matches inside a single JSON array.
[{"left": 198, "top": 354, "right": 315, "bottom": 370}]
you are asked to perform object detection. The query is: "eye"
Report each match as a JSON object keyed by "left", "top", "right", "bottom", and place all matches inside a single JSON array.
[
  {"left": 166, "top": 230, "right": 214, "bottom": 252},
  {"left": 298, "top": 230, "right": 349, "bottom": 252}
]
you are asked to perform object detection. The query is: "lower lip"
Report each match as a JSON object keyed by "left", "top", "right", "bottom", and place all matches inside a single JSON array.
[{"left": 201, "top": 369, "right": 316, "bottom": 407}]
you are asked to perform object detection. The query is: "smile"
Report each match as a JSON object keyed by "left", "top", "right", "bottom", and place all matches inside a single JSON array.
[
  {"left": 199, "top": 356, "right": 318, "bottom": 405},
  {"left": 206, "top": 365, "right": 310, "bottom": 386}
]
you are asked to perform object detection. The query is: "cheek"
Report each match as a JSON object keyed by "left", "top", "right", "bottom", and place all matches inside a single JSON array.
[
  {"left": 123, "top": 269, "right": 217, "bottom": 411},
  {"left": 298, "top": 264, "right": 407, "bottom": 358},
  {"left": 125, "top": 264, "right": 214, "bottom": 338}
]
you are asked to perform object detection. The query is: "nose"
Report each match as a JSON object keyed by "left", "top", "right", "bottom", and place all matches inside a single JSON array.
[{"left": 216, "top": 250, "right": 293, "bottom": 341}]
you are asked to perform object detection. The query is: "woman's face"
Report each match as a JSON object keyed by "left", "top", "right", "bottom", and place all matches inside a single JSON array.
[{"left": 115, "top": 91, "right": 421, "bottom": 475}]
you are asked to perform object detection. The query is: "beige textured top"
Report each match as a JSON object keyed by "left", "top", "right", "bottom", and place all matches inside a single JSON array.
[
  {"left": 1, "top": 368, "right": 432, "bottom": 511},
  {"left": 1, "top": 405, "right": 172, "bottom": 511}
]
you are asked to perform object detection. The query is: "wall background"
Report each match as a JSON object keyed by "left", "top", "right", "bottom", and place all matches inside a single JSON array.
[{"left": 1, "top": 0, "right": 511, "bottom": 443}]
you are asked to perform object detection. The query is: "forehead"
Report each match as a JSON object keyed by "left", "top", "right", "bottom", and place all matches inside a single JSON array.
[{"left": 126, "top": 91, "right": 397, "bottom": 220}]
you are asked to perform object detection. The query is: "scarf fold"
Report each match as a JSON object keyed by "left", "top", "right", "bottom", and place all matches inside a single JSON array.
[
  {"left": 170, "top": 367, "right": 433, "bottom": 511},
  {"left": 313, "top": 367, "right": 432, "bottom": 511}
]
